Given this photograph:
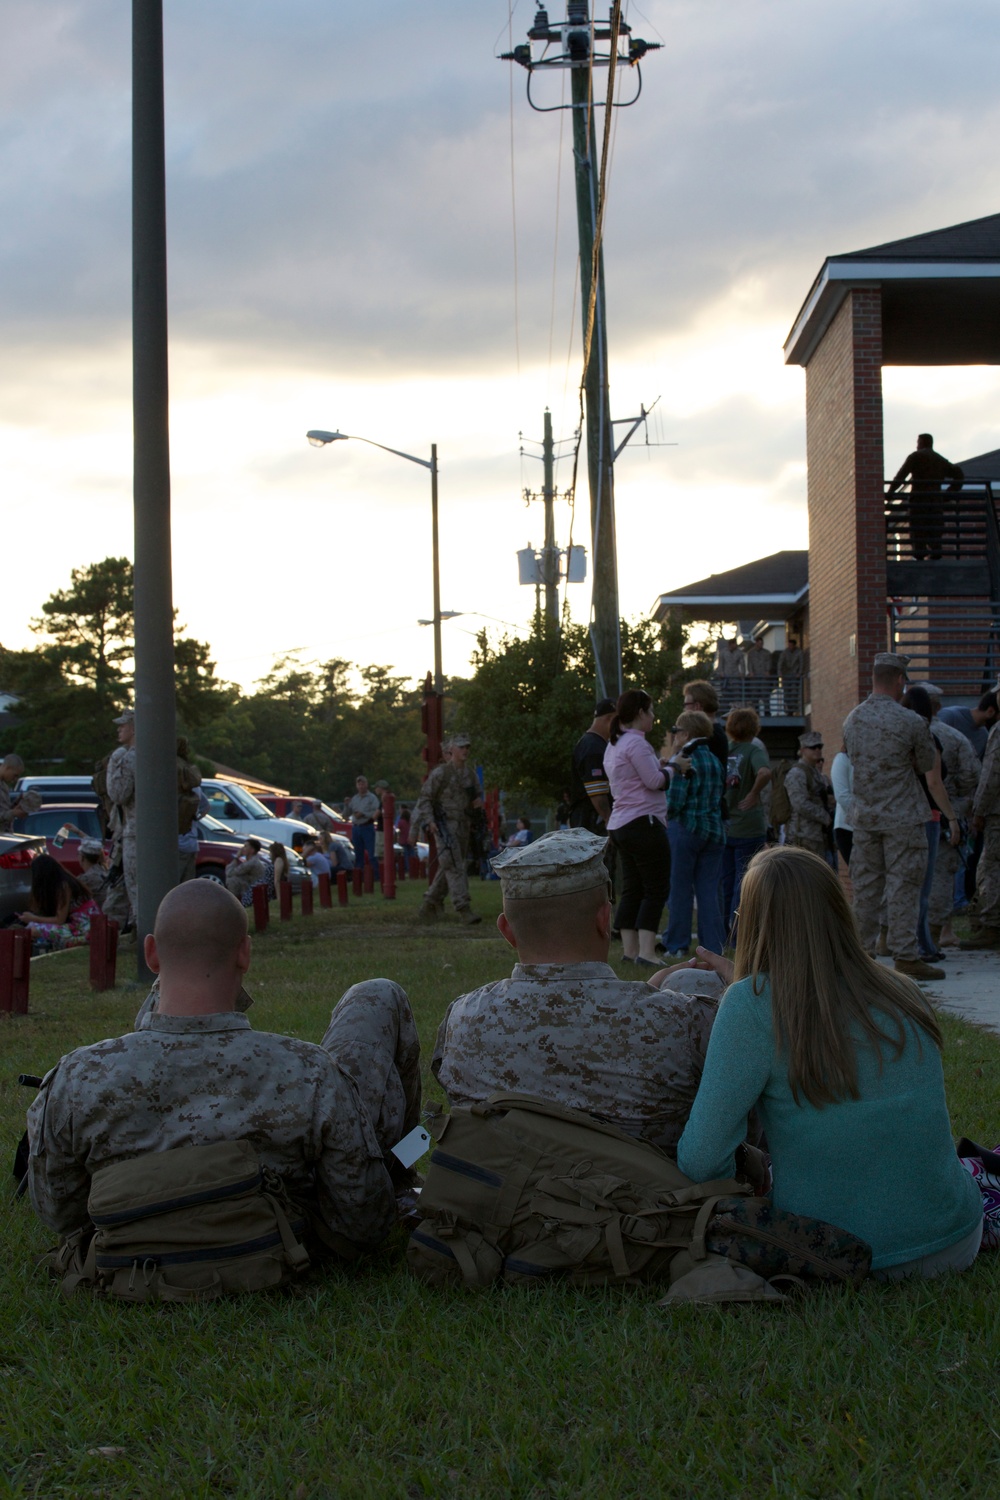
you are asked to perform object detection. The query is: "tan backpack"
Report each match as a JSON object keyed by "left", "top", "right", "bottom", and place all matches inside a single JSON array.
[
  {"left": 41, "top": 1139, "right": 311, "bottom": 1301},
  {"left": 407, "top": 1095, "right": 871, "bottom": 1303}
]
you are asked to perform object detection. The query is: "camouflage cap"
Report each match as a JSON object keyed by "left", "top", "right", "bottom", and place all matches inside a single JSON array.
[
  {"left": 113, "top": 709, "right": 135, "bottom": 726},
  {"left": 444, "top": 731, "right": 471, "bottom": 749},
  {"left": 798, "top": 730, "right": 823, "bottom": 748},
  {"left": 873, "top": 652, "right": 910, "bottom": 675},
  {"left": 79, "top": 838, "right": 105, "bottom": 858},
  {"left": 491, "top": 827, "right": 609, "bottom": 898}
]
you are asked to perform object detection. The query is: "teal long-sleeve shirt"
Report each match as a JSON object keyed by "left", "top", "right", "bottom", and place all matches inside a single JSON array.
[{"left": 676, "top": 976, "right": 982, "bottom": 1270}]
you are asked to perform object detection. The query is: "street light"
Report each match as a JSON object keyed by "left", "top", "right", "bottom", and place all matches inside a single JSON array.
[{"left": 306, "top": 428, "right": 443, "bottom": 694}]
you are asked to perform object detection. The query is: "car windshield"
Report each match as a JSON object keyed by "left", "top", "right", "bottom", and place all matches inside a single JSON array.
[
  {"left": 19, "top": 808, "right": 103, "bottom": 839},
  {"left": 197, "top": 813, "right": 240, "bottom": 834},
  {"left": 214, "top": 785, "right": 271, "bottom": 819}
]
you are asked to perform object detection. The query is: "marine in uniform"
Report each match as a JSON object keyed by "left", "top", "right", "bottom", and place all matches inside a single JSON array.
[
  {"left": 962, "top": 719, "right": 1000, "bottom": 948},
  {"left": 432, "top": 828, "right": 718, "bottom": 1155},
  {"left": 783, "top": 731, "right": 832, "bottom": 858},
  {"left": 27, "top": 880, "right": 406, "bottom": 1252},
  {"left": 105, "top": 709, "right": 138, "bottom": 922},
  {"left": 0, "top": 754, "right": 38, "bottom": 832},
  {"left": 410, "top": 732, "right": 483, "bottom": 925},
  {"left": 843, "top": 653, "right": 940, "bottom": 978},
  {"left": 919, "top": 685, "right": 981, "bottom": 943}
]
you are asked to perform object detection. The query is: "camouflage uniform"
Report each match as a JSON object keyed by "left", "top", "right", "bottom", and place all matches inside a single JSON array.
[
  {"left": 27, "top": 1012, "right": 396, "bottom": 1247},
  {"left": 929, "top": 719, "right": 980, "bottom": 925},
  {"left": 843, "top": 693, "right": 936, "bottom": 960},
  {"left": 320, "top": 979, "right": 422, "bottom": 1153},
  {"left": 971, "top": 722, "right": 1000, "bottom": 930},
  {"left": 432, "top": 961, "right": 718, "bottom": 1156},
  {"left": 783, "top": 762, "right": 832, "bottom": 857},
  {"left": 105, "top": 744, "right": 137, "bottom": 920},
  {"left": 410, "top": 759, "right": 479, "bottom": 915},
  {"left": 225, "top": 852, "right": 268, "bottom": 906}
]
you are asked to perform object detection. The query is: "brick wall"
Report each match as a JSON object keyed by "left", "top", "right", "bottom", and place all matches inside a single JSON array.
[{"left": 805, "top": 289, "right": 887, "bottom": 748}]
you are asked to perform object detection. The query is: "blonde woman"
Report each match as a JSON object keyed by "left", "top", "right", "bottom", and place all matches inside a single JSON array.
[{"left": 676, "top": 845, "right": 982, "bottom": 1280}]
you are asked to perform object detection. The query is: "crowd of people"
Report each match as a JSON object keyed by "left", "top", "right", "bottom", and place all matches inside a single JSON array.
[{"left": 565, "top": 658, "right": 1000, "bottom": 984}]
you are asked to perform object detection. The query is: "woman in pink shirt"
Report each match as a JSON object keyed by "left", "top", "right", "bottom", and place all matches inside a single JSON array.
[{"left": 603, "top": 689, "right": 673, "bottom": 966}]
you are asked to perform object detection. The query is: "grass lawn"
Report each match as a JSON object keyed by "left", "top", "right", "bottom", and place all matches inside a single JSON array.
[{"left": 3, "top": 877, "right": 1000, "bottom": 1499}]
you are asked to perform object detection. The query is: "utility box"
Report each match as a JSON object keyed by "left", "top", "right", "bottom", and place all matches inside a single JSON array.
[
  {"left": 566, "top": 545, "right": 587, "bottom": 582},
  {"left": 517, "top": 547, "right": 542, "bottom": 585}
]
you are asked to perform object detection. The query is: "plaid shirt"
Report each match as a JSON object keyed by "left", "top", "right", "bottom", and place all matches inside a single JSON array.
[{"left": 667, "top": 741, "right": 725, "bottom": 843}]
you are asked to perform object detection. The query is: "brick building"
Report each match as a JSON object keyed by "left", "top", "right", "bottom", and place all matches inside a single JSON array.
[{"left": 783, "top": 210, "right": 1000, "bottom": 747}]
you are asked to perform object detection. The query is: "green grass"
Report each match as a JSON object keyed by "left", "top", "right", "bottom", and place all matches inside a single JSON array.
[{"left": 3, "top": 877, "right": 1000, "bottom": 1499}]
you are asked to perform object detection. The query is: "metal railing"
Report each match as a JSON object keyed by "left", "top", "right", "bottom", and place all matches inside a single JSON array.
[
  {"left": 889, "top": 598, "right": 1000, "bottom": 697},
  {"left": 884, "top": 480, "right": 998, "bottom": 566},
  {"left": 711, "top": 674, "right": 806, "bottom": 717}
]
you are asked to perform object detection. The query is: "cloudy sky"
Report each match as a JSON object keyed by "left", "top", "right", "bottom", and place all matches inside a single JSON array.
[{"left": 2, "top": 0, "right": 999, "bottom": 692}]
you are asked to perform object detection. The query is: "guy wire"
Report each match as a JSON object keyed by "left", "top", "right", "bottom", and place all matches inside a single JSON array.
[{"left": 508, "top": 0, "right": 522, "bottom": 375}]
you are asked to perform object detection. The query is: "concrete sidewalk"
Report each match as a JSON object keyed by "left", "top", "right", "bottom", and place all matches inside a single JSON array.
[{"left": 880, "top": 950, "right": 1000, "bottom": 1035}]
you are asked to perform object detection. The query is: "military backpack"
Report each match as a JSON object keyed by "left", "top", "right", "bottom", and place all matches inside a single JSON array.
[
  {"left": 407, "top": 1094, "right": 871, "bottom": 1303},
  {"left": 41, "top": 1139, "right": 311, "bottom": 1302}
]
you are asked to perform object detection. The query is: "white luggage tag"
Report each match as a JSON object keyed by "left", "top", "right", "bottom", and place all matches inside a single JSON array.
[{"left": 391, "top": 1125, "right": 431, "bottom": 1169}]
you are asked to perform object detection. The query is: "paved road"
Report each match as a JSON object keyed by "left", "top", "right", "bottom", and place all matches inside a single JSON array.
[{"left": 878, "top": 951, "right": 1000, "bottom": 1036}]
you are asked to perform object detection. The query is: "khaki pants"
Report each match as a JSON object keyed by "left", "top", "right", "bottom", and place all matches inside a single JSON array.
[
  {"left": 851, "top": 824, "right": 927, "bottom": 961},
  {"left": 424, "top": 840, "right": 471, "bottom": 913}
]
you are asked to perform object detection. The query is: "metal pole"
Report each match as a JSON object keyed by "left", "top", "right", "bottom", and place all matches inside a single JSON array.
[
  {"left": 570, "top": 10, "right": 622, "bottom": 699},
  {"left": 431, "top": 444, "right": 443, "bottom": 695},
  {"left": 542, "top": 408, "right": 559, "bottom": 628},
  {"left": 133, "top": 0, "right": 178, "bottom": 979}
]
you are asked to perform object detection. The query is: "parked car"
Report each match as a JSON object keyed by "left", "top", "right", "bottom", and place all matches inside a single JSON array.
[
  {"left": 10, "top": 804, "right": 309, "bottom": 890},
  {"left": 0, "top": 832, "right": 47, "bottom": 923},
  {"left": 199, "top": 780, "right": 321, "bottom": 848},
  {"left": 257, "top": 795, "right": 352, "bottom": 837}
]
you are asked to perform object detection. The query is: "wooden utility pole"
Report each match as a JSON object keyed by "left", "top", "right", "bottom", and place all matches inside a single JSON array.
[
  {"left": 570, "top": 18, "right": 621, "bottom": 699},
  {"left": 541, "top": 409, "right": 559, "bottom": 628}
]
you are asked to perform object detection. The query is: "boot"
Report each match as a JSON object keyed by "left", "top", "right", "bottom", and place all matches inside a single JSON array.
[
  {"left": 416, "top": 901, "right": 443, "bottom": 924},
  {"left": 929, "top": 923, "right": 943, "bottom": 949},
  {"left": 959, "top": 926, "right": 1000, "bottom": 950},
  {"left": 876, "top": 926, "right": 890, "bottom": 956},
  {"left": 894, "top": 956, "right": 945, "bottom": 981},
  {"left": 458, "top": 908, "right": 482, "bottom": 926}
]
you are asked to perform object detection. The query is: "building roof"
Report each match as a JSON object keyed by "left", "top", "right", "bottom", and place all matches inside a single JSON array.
[
  {"left": 652, "top": 550, "right": 808, "bottom": 624},
  {"left": 959, "top": 448, "right": 1000, "bottom": 481},
  {"left": 785, "top": 211, "right": 1000, "bottom": 367}
]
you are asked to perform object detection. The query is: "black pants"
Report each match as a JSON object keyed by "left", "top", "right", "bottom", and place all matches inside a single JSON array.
[
  {"left": 611, "top": 816, "right": 671, "bottom": 933},
  {"left": 834, "top": 828, "right": 853, "bottom": 867}
]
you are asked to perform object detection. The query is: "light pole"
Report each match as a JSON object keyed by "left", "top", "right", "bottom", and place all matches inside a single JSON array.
[{"left": 306, "top": 429, "right": 443, "bottom": 694}]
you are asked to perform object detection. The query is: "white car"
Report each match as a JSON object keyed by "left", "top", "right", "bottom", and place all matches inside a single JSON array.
[{"left": 198, "top": 780, "right": 318, "bottom": 848}]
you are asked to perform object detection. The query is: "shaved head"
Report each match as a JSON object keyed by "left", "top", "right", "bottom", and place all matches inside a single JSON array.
[
  {"left": 153, "top": 880, "right": 248, "bottom": 974},
  {"left": 499, "top": 882, "right": 611, "bottom": 963}
]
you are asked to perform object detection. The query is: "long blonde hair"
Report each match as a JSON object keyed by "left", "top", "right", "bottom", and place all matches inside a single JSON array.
[{"left": 735, "top": 845, "right": 941, "bottom": 1106}]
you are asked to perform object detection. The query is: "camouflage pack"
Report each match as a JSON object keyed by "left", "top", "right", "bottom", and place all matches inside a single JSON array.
[
  {"left": 41, "top": 1139, "right": 311, "bottom": 1301},
  {"left": 408, "top": 1094, "right": 871, "bottom": 1302}
]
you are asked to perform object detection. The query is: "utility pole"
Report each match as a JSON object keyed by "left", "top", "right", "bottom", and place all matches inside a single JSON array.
[
  {"left": 132, "top": 0, "right": 178, "bottom": 980},
  {"left": 502, "top": 3, "right": 659, "bottom": 700},
  {"left": 541, "top": 409, "right": 559, "bottom": 627},
  {"left": 570, "top": 17, "right": 619, "bottom": 698}
]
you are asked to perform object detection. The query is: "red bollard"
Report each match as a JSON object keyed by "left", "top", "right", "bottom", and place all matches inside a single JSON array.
[
  {"left": 301, "top": 879, "right": 314, "bottom": 916},
  {"left": 352, "top": 868, "right": 363, "bottom": 897},
  {"left": 318, "top": 873, "right": 332, "bottom": 908},
  {"left": 0, "top": 928, "right": 31, "bottom": 1014},
  {"left": 252, "top": 884, "right": 269, "bottom": 933},
  {"left": 363, "top": 858, "right": 374, "bottom": 895},
  {"left": 382, "top": 794, "right": 396, "bottom": 900},
  {"left": 88, "top": 914, "right": 119, "bottom": 992},
  {"left": 279, "top": 880, "right": 293, "bottom": 920},
  {"left": 337, "top": 870, "right": 349, "bottom": 906},
  {"left": 395, "top": 852, "right": 405, "bottom": 880},
  {"left": 409, "top": 854, "right": 420, "bottom": 880}
]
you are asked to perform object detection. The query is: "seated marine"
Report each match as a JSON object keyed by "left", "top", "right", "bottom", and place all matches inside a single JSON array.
[
  {"left": 432, "top": 828, "right": 720, "bottom": 1155},
  {"left": 28, "top": 880, "right": 421, "bottom": 1255}
]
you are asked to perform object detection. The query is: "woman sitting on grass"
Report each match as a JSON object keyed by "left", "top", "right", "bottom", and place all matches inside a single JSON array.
[
  {"left": 17, "top": 854, "right": 101, "bottom": 951},
  {"left": 676, "top": 844, "right": 983, "bottom": 1280}
]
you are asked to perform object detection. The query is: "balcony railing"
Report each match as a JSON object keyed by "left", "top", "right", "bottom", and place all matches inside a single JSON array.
[{"left": 711, "top": 674, "right": 806, "bottom": 718}]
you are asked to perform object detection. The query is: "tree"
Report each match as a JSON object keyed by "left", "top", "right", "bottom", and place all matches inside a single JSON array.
[
  {"left": 3, "top": 559, "right": 233, "bottom": 772},
  {"left": 453, "top": 613, "right": 688, "bottom": 803}
]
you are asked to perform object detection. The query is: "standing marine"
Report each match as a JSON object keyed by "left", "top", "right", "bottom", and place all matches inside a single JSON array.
[{"left": 409, "top": 731, "right": 483, "bottom": 925}]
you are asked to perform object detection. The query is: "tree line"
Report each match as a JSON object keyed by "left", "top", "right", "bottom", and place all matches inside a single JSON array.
[{"left": 1, "top": 558, "right": 702, "bottom": 806}]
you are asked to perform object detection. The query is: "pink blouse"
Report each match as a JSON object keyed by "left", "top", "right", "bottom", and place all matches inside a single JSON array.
[{"left": 604, "top": 728, "right": 669, "bottom": 829}]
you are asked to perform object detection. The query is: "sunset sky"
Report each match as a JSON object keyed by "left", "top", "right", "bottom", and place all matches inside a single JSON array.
[{"left": 2, "top": 0, "right": 999, "bottom": 692}]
